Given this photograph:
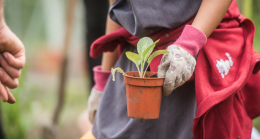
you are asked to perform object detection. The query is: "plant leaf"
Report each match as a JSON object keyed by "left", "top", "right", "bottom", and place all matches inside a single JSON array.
[
  {"left": 125, "top": 51, "right": 142, "bottom": 66},
  {"left": 147, "top": 50, "right": 170, "bottom": 64},
  {"left": 111, "top": 67, "right": 126, "bottom": 81},
  {"left": 137, "top": 37, "right": 153, "bottom": 57},
  {"left": 142, "top": 39, "right": 159, "bottom": 63}
]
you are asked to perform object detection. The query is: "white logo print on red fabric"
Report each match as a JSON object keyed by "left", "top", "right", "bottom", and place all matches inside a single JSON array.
[{"left": 216, "top": 53, "right": 233, "bottom": 78}]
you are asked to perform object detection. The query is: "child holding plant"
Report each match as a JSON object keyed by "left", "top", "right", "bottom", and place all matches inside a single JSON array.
[{"left": 82, "top": 0, "right": 260, "bottom": 139}]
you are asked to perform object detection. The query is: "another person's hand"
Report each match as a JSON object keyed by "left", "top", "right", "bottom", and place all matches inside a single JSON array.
[
  {"left": 88, "top": 66, "right": 110, "bottom": 123},
  {"left": 158, "top": 25, "right": 206, "bottom": 96},
  {"left": 0, "top": 22, "right": 25, "bottom": 103}
]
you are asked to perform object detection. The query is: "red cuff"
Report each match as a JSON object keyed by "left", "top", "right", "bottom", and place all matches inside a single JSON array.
[
  {"left": 93, "top": 66, "right": 111, "bottom": 91},
  {"left": 173, "top": 25, "right": 207, "bottom": 57}
]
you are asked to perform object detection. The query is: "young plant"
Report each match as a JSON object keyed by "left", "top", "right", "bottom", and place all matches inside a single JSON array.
[{"left": 111, "top": 37, "right": 169, "bottom": 80}]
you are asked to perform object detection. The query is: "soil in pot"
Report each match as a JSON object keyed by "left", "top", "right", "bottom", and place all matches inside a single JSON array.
[{"left": 124, "top": 71, "right": 165, "bottom": 120}]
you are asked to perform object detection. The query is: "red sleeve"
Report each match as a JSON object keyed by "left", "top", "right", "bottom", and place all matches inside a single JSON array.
[{"left": 242, "top": 53, "right": 260, "bottom": 119}]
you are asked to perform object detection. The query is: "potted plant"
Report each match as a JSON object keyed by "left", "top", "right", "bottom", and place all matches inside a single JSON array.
[{"left": 111, "top": 37, "right": 169, "bottom": 120}]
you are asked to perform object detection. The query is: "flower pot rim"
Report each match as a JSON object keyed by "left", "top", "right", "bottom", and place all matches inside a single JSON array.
[{"left": 124, "top": 71, "right": 165, "bottom": 80}]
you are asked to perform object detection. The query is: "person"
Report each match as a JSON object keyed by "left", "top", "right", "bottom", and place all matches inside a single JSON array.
[
  {"left": 77, "top": 0, "right": 109, "bottom": 135},
  {"left": 0, "top": 0, "right": 25, "bottom": 104},
  {"left": 83, "top": 0, "right": 108, "bottom": 88},
  {"left": 83, "top": 0, "right": 260, "bottom": 138}
]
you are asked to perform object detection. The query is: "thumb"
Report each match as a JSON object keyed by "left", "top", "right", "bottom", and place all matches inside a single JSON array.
[
  {"left": 6, "top": 87, "right": 16, "bottom": 104},
  {"left": 0, "top": 26, "right": 24, "bottom": 55}
]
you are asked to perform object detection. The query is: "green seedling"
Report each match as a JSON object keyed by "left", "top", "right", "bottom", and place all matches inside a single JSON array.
[{"left": 111, "top": 37, "right": 169, "bottom": 81}]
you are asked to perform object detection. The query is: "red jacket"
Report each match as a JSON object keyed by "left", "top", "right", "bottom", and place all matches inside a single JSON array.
[{"left": 90, "top": 1, "right": 260, "bottom": 138}]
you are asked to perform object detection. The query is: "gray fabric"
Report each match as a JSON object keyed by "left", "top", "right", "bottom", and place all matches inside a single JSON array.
[
  {"left": 109, "top": 0, "right": 202, "bottom": 38},
  {"left": 93, "top": 45, "right": 196, "bottom": 139}
]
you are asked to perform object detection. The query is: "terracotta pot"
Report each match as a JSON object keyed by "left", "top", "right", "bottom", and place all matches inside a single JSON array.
[{"left": 124, "top": 71, "right": 165, "bottom": 120}]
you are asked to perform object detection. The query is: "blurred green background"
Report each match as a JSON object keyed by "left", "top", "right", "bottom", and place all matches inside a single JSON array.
[
  {"left": 2, "top": 0, "right": 88, "bottom": 138},
  {"left": 0, "top": 0, "right": 260, "bottom": 139}
]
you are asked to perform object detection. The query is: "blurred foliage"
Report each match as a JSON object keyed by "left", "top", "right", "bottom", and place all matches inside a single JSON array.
[
  {"left": 2, "top": 66, "right": 28, "bottom": 139},
  {"left": 4, "top": 0, "right": 47, "bottom": 47},
  {"left": 2, "top": 0, "right": 45, "bottom": 139},
  {"left": 4, "top": 0, "right": 37, "bottom": 38},
  {"left": 252, "top": 0, "right": 260, "bottom": 52}
]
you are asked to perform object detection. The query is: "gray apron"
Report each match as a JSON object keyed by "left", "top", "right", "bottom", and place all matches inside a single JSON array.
[{"left": 109, "top": 0, "right": 202, "bottom": 38}]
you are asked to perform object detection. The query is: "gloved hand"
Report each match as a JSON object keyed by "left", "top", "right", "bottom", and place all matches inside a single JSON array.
[
  {"left": 158, "top": 25, "right": 207, "bottom": 96},
  {"left": 88, "top": 66, "right": 110, "bottom": 123}
]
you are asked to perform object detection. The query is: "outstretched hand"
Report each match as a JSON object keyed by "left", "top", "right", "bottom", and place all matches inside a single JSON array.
[{"left": 0, "top": 23, "right": 25, "bottom": 103}]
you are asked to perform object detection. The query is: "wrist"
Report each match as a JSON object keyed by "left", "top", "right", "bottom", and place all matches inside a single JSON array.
[
  {"left": 0, "top": 19, "right": 6, "bottom": 31},
  {"left": 0, "top": 0, "right": 5, "bottom": 30},
  {"left": 93, "top": 65, "right": 111, "bottom": 91},
  {"left": 173, "top": 25, "right": 207, "bottom": 57}
]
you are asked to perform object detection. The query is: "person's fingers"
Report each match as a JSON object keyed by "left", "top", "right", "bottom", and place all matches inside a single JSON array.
[
  {"left": 3, "top": 51, "right": 25, "bottom": 69},
  {"left": 5, "top": 86, "right": 16, "bottom": 104},
  {"left": 0, "top": 68, "right": 19, "bottom": 89},
  {"left": 158, "top": 54, "right": 171, "bottom": 77},
  {"left": 0, "top": 54, "right": 21, "bottom": 78},
  {"left": 162, "top": 66, "right": 176, "bottom": 96},
  {"left": 0, "top": 82, "right": 8, "bottom": 102},
  {"left": 88, "top": 109, "right": 96, "bottom": 124},
  {"left": 173, "top": 75, "right": 183, "bottom": 90},
  {"left": 0, "top": 26, "right": 25, "bottom": 68}
]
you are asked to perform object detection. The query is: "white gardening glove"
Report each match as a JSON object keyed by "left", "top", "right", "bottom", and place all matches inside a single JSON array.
[
  {"left": 88, "top": 88, "right": 103, "bottom": 124},
  {"left": 158, "top": 25, "right": 207, "bottom": 96},
  {"left": 88, "top": 66, "right": 110, "bottom": 123}
]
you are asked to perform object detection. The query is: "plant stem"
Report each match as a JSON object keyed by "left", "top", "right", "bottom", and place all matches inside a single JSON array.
[
  {"left": 142, "top": 62, "right": 150, "bottom": 78},
  {"left": 140, "top": 62, "right": 144, "bottom": 77},
  {"left": 136, "top": 64, "right": 142, "bottom": 77}
]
